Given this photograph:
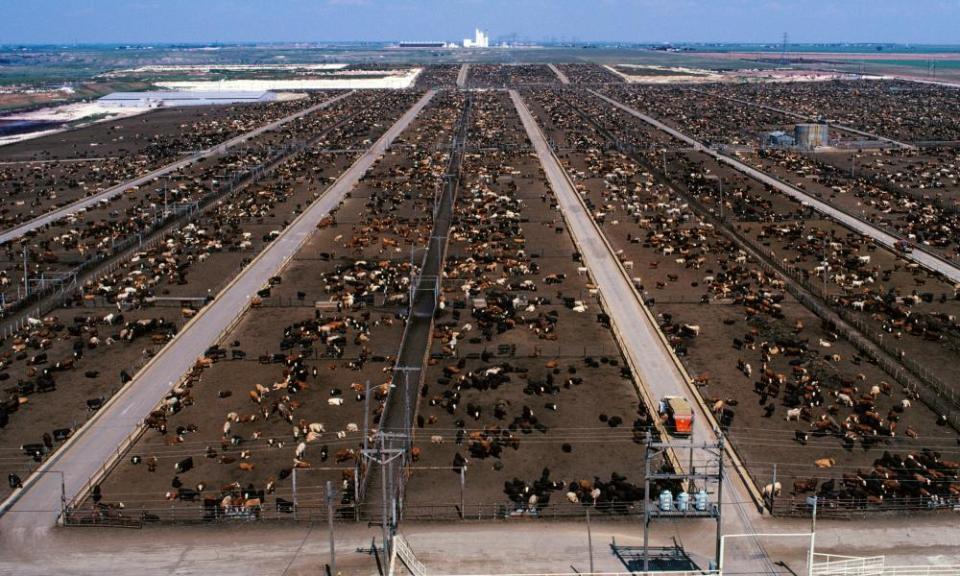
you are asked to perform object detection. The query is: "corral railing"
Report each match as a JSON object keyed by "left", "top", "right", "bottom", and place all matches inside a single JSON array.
[
  {"left": 812, "top": 554, "right": 885, "bottom": 576},
  {"left": 882, "top": 566, "right": 960, "bottom": 576},
  {"left": 62, "top": 506, "right": 145, "bottom": 529},
  {"left": 63, "top": 496, "right": 648, "bottom": 526},
  {"left": 429, "top": 572, "right": 718, "bottom": 576},
  {"left": 811, "top": 553, "right": 960, "bottom": 576},
  {"left": 390, "top": 534, "right": 428, "bottom": 576},
  {"left": 65, "top": 501, "right": 360, "bottom": 526},
  {"left": 770, "top": 494, "right": 960, "bottom": 518}
]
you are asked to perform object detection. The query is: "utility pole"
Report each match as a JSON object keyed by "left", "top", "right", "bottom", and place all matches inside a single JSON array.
[
  {"left": 363, "top": 379, "right": 371, "bottom": 453},
  {"left": 22, "top": 245, "right": 29, "bottom": 298},
  {"left": 326, "top": 480, "right": 337, "bottom": 576},
  {"left": 718, "top": 176, "right": 724, "bottom": 222},
  {"left": 586, "top": 506, "right": 595, "bottom": 573},
  {"left": 362, "top": 432, "right": 406, "bottom": 569},
  {"left": 780, "top": 32, "right": 789, "bottom": 67},
  {"left": 380, "top": 434, "right": 390, "bottom": 566},
  {"left": 292, "top": 468, "right": 298, "bottom": 521}
]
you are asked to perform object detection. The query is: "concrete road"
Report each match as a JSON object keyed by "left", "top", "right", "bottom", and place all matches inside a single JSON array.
[
  {"left": 589, "top": 89, "right": 960, "bottom": 284},
  {"left": 0, "top": 91, "right": 435, "bottom": 541},
  {"left": 0, "top": 498, "right": 956, "bottom": 574},
  {"left": 547, "top": 63, "right": 571, "bottom": 85},
  {"left": 511, "top": 90, "right": 781, "bottom": 575},
  {"left": 457, "top": 64, "right": 470, "bottom": 88},
  {"left": 0, "top": 91, "right": 355, "bottom": 246}
]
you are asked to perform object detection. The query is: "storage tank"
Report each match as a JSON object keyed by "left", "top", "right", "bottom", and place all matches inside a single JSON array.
[
  {"left": 658, "top": 489, "right": 674, "bottom": 511},
  {"left": 795, "top": 123, "right": 829, "bottom": 149},
  {"left": 695, "top": 489, "right": 709, "bottom": 511}
]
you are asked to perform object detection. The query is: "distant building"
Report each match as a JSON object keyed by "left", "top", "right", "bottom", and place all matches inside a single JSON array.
[
  {"left": 463, "top": 28, "right": 489, "bottom": 48},
  {"left": 98, "top": 90, "right": 277, "bottom": 108},
  {"left": 398, "top": 41, "right": 453, "bottom": 49},
  {"left": 794, "top": 123, "right": 829, "bottom": 149}
]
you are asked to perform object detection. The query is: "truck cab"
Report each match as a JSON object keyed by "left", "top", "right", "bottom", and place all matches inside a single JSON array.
[{"left": 660, "top": 396, "right": 694, "bottom": 436}]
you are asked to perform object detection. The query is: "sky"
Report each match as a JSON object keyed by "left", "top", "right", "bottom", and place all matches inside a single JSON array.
[{"left": 1, "top": 0, "right": 957, "bottom": 45}]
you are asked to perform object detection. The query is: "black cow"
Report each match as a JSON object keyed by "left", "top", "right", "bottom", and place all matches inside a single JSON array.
[{"left": 175, "top": 456, "right": 194, "bottom": 473}]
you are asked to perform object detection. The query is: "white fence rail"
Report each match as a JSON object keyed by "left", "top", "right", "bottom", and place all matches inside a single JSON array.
[
  {"left": 812, "top": 554, "right": 960, "bottom": 576},
  {"left": 812, "top": 554, "right": 885, "bottom": 576},
  {"left": 390, "top": 534, "right": 428, "bottom": 576},
  {"left": 433, "top": 573, "right": 719, "bottom": 576},
  {"left": 882, "top": 567, "right": 960, "bottom": 576}
]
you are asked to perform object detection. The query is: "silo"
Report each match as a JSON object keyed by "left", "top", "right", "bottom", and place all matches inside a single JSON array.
[{"left": 794, "top": 123, "right": 829, "bottom": 149}]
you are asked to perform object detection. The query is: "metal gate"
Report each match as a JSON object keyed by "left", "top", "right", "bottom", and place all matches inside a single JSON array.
[
  {"left": 390, "top": 534, "right": 427, "bottom": 576},
  {"left": 811, "top": 554, "right": 885, "bottom": 576}
]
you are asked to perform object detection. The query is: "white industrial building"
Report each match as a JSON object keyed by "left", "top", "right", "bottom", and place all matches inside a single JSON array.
[
  {"left": 463, "top": 28, "right": 489, "bottom": 48},
  {"left": 97, "top": 90, "right": 278, "bottom": 108}
]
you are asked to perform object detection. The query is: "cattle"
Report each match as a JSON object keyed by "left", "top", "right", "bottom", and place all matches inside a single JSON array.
[
  {"left": 793, "top": 478, "right": 818, "bottom": 494},
  {"left": 762, "top": 481, "right": 782, "bottom": 498}
]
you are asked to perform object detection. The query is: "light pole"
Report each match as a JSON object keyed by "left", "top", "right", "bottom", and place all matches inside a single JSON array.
[
  {"left": 808, "top": 495, "right": 818, "bottom": 576},
  {"left": 326, "top": 480, "right": 337, "bottom": 576}
]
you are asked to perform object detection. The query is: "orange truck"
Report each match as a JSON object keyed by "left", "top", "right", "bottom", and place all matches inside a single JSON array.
[{"left": 660, "top": 396, "right": 694, "bottom": 436}]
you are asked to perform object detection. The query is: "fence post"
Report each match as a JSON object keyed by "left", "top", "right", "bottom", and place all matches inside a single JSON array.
[
  {"left": 459, "top": 466, "right": 465, "bottom": 520},
  {"left": 771, "top": 463, "right": 777, "bottom": 512},
  {"left": 292, "top": 468, "right": 298, "bottom": 522}
]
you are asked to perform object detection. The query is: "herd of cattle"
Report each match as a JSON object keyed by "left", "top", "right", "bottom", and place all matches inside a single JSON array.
[
  {"left": 467, "top": 65, "right": 561, "bottom": 89},
  {"left": 2, "top": 66, "right": 959, "bottom": 518},
  {"left": 404, "top": 90, "right": 652, "bottom": 514},
  {"left": 0, "top": 92, "right": 361, "bottom": 305},
  {"left": 415, "top": 64, "right": 462, "bottom": 89},
  {"left": 604, "top": 84, "right": 960, "bottom": 265},
  {"left": 0, "top": 90, "right": 424, "bottom": 500},
  {"left": 0, "top": 96, "right": 327, "bottom": 231},
  {"left": 521, "top": 85, "right": 960, "bottom": 504},
  {"left": 708, "top": 80, "right": 960, "bottom": 143},
  {"left": 554, "top": 64, "right": 623, "bottom": 85},
  {"left": 88, "top": 90, "right": 467, "bottom": 516}
]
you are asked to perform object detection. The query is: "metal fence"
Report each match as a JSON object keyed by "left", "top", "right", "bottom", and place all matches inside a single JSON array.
[
  {"left": 811, "top": 553, "right": 960, "bottom": 576},
  {"left": 812, "top": 554, "right": 886, "bottom": 576},
  {"left": 64, "top": 496, "right": 647, "bottom": 527},
  {"left": 676, "top": 185, "right": 960, "bottom": 433},
  {"left": 770, "top": 494, "right": 960, "bottom": 518},
  {"left": 0, "top": 139, "right": 306, "bottom": 338}
]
